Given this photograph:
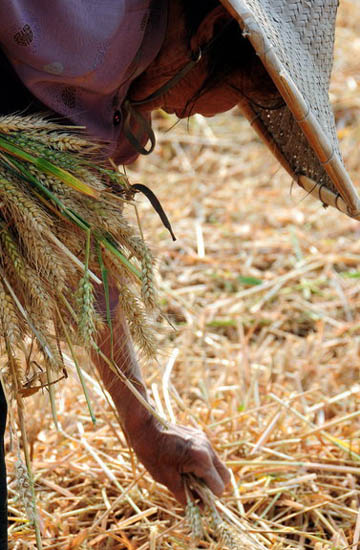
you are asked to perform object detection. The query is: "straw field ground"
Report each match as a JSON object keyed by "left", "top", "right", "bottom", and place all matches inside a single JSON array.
[{"left": 6, "top": 1, "right": 360, "bottom": 548}]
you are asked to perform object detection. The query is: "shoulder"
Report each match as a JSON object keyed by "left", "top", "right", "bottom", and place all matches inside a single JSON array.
[{"left": 0, "top": 1, "right": 157, "bottom": 74}]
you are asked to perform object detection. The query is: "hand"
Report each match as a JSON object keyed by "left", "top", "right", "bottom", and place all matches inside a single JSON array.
[{"left": 131, "top": 421, "right": 230, "bottom": 505}]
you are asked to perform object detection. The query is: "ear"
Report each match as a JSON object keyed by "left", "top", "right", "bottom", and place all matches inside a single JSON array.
[{"left": 190, "top": 6, "right": 233, "bottom": 51}]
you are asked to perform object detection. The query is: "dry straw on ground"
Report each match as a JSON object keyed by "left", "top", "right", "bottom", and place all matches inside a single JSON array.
[{"left": 6, "top": 1, "right": 360, "bottom": 548}]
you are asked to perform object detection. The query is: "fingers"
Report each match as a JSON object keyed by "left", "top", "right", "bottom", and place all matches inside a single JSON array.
[
  {"left": 182, "top": 446, "right": 228, "bottom": 498},
  {"left": 138, "top": 423, "right": 231, "bottom": 506},
  {"left": 157, "top": 469, "right": 187, "bottom": 506},
  {"left": 212, "top": 451, "right": 231, "bottom": 487},
  {"left": 172, "top": 485, "right": 187, "bottom": 506},
  {"left": 199, "top": 461, "right": 226, "bottom": 497}
]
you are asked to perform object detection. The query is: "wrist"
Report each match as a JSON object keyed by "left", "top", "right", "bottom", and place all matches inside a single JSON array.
[{"left": 126, "top": 412, "right": 162, "bottom": 457}]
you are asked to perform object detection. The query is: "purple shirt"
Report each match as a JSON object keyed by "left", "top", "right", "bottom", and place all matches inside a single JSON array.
[{"left": 0, "top": 1, "right": 168, "bottom": 163}]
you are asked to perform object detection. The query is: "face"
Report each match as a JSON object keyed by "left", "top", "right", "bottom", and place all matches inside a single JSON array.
[
  {"left": 161, "top": 60, "right": 241, "bottom": 119},
  {"left": 162, "top": 59, "right": 280, "bottom": 119},
  {"left": 166, "top": 84, "right": 240, "bottom": 118},
  {"left": 132, "top": 2, "right": 281, "bottom": 120}
]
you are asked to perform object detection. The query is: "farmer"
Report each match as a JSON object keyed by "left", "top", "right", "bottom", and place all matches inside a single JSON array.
[
  {"left": 0, "top": 1, "right": 349, "bottom": 543},
  {"left": 0, "top": 0, "right": 273, "bottom": 509}
]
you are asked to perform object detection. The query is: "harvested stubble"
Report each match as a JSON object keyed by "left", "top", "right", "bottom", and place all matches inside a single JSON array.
[{"left": 6, "top": 1, "right": 360, "bottom": 548}]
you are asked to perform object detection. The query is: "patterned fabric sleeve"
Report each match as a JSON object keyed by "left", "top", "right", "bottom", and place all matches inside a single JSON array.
[{"left": 0, "top": 1, "right": 168, "bottom": 163}]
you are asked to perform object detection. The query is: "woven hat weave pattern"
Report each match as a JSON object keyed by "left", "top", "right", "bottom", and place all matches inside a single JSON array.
[{"left": 220, "top": 0, "right": 360, "bottom": 218}]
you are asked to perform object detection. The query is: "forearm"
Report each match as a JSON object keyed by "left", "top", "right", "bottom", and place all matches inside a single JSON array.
[
  {"left": 92, "top": 284, "right": 230, "bottom": 504},
  {"left": 92, "top": 281, "right": 157, "bottom": 447},
  {"left": 91, "top": 284, "right": 157, "bottom": 441}
]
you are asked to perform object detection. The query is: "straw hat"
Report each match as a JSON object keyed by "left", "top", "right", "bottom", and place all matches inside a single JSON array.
[{"left": 220, "top": 0, "right": 360, "bottom": 219}]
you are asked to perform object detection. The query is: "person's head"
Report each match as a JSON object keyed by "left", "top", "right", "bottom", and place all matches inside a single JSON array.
[
  {"left": 172, "top": 0, "right": 282, "bottom": 118},
  {"left": 131, "top": 0, "right": 281, "bottom": 119}
]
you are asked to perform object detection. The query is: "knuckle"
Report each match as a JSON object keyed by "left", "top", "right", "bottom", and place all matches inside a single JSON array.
[{"left": 190, "top": 443, "right": 211, "bottom": 462}]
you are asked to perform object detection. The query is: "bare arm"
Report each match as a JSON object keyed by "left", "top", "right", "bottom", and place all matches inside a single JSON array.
[{"left": 91, "top": 284, "right": 230, "bottom": 504}]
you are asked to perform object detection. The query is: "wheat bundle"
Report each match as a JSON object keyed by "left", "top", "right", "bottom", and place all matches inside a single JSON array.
[{"left": 0, "top": 113, "right": 158, "bottom": 400}]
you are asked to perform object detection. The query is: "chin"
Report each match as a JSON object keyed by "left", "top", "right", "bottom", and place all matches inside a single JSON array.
[
  {"left": 175, "top": 106, "right": 220, "bottom": 119},
  {"left": 196, "top": 99, "right": 239, "bottom": 118}
]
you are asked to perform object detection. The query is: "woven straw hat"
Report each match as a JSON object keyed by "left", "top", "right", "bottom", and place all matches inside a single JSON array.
[{"left": 220, "top": 0, "right": 360, "bottom": 219}]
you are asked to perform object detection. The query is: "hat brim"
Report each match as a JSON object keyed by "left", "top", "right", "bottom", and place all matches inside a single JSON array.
[{"left": 220, "top": 0, "right": 360, "bottom": 219}]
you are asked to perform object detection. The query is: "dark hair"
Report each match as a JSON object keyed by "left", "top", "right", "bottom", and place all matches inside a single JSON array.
[
  {"left": 182, "top": 0, "right": 251, "bottom": 81},
  {"left": 0, "top": 48, "right": 44, "bottom": 115},
  {"left": 182, "top": 1, "right": 220, "bottom": 38}
]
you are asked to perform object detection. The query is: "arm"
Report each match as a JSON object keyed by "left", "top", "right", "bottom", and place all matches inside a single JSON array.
[{"left": 91, "top": 284, "right": 230, "bottom": 505}]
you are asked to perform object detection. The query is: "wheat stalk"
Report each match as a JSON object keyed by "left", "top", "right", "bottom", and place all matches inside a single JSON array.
[
  {"left": 0, "top": 114, "right": 158, "bottom": 376},
  {"left": 15, "top": 457, "right": 36, "bottom": 524},
  {"left": 0, "top": 279, "right": 21, "bottom": 346},
  {"left": 0, "top": 114, "right": 67, "bottom": 133},
  {"left": 0, "top": 114, "right": 164, "bottom": 549}
]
